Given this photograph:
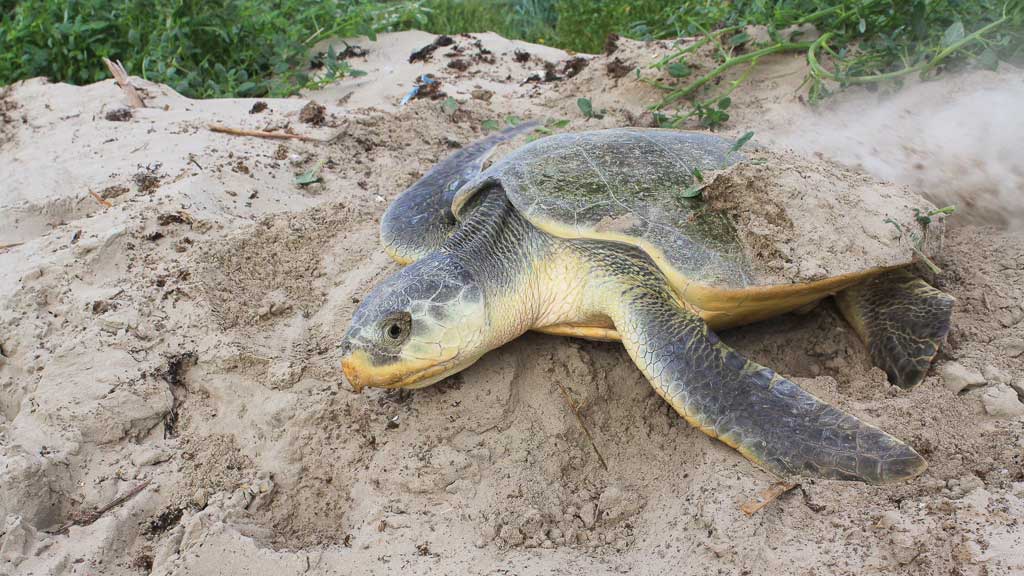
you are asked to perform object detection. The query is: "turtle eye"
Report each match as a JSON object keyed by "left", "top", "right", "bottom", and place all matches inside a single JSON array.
[
  {"left": 388, "top": 323, "right": 402, "bottom": 339},
  {"left": 380, "top": 312, "right": 411, "bottom": 344}
]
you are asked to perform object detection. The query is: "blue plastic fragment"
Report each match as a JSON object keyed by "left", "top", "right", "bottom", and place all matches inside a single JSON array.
[{"left": 400, "top": 74, "right": 435, "bottom": 106}]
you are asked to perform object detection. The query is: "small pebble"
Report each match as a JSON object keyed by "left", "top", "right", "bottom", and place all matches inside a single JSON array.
[
  {"left": 875, "top": 510, "right": 902, "bottom": 530},
  {"left": 499, "top": 525, "right": 524, "bottom": 547},
  {"left": 131, "top": 447, "right": 172, "bottom": 467},
  {"left": 981, "top": 384, "right": 1024, "bottom": 418},
  {"left": 982, "top": 365, "right": 1009, "bottom": 384},
  {"left": 580, "top": 502, "right": 598, "bottom": 529},
  {"left": 997, "top": 337, "right": 1024, "bottom": 357},
  {"left": 940, "top": 362, "right": 986, "bottom": 393}
]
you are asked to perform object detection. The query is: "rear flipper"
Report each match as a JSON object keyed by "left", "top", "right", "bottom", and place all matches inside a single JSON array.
[{"left": 836, "top": 270, "right": 954, "bottom": 389}]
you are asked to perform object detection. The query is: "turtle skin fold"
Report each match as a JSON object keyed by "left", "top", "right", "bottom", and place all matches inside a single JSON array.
[{"left": 381, "top": 121, "right": 539, "bottom": 263}]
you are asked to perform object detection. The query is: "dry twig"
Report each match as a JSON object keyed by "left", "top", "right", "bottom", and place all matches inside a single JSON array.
[
  {"left": 88, "top": 189, "right": 112, "bottom": 208},
  {"left": 208, "top": 123, "right": 327, "bottom": 142},
  {"left": 50, "top": 479, "right": 152, "bottom": 534},
  {"left": 102, "top": 58, "right": 146, "bottom": 108},
  {"left": 0, "top": 242, "right": 25, "bottom": 251},
  {"left": 555, "top": 381, "right": 608, "bottom": 471},
  {"left": 740, "top": 480, "right": 798, "bottom": 516}
]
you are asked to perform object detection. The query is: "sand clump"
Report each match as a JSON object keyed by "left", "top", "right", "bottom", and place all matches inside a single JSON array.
[
  {"left": 1, "top": 31, "right": 1023, "bottom": 575},
  {"left": 704, "top": 149, "right": 941, "bottom": 284}
]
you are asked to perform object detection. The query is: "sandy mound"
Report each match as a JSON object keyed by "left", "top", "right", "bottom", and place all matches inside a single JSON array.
[
  {"left": 705, "top": 149, "right": 942, "bottom": 285},
  {"left": 1, "top": 31, "right": 1022, "bottom": 576}
]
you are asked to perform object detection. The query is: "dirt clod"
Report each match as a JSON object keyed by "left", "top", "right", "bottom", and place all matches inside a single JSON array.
[
  {"left": 104, "top": 108, "right": 132, "bottom": 122},
  {"left": 299, "top": 100, "right": 326, "bottom": 125},
  {"left": 409, "top": 35, "right": 456, "bottom": 63},
  {"left": 606, "top": 58, "right": 633, "bottom": 79},
  {"left": 562, "top": 56, "right": 589, "bottom": 78}
]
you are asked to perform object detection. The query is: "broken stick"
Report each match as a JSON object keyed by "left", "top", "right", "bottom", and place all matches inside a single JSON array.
[
  {"left": 208, "top": 123, "right": 326, "bottom": 142},
  {"left": 50, "top": 479, "right": 152, "bottom": 534},
  {"left": 88, "top": 189, "right": 112, "bottom": 208},
  {"left": 102, "top": 58, "right": 146, "bottom": 108},
  {"left": 740, "top": 480, "right": 798, "bottom": 516},
  {"left": 555, "top": 381, "right": 608, "bottom": 471}
]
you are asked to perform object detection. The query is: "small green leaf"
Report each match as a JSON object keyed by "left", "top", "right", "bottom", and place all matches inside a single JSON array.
[
  {"left": 547, "top": 118, "right": 571, "bottom": 129},
  {"left": 942, "top": 21, "right": 965, "bottom": 48},
  {"left": 717, "top": 96, "right": 731, "bottom": 110},
  {"left": 730, "top": 131, "right": 754, "bottom": 152},
  {"left": 481, "top": 119, "right": 500, "bottom": 131},
  {"left": 691, "top": 167, "right": 704, "bottom": 182},
  {"left": 977, "top": 48, "right": 999, "bottom": 71},
  {"left": 349, "top": 69, "right": 368, "bottom": 77},
  {"left": 442, "top": 96, "right": 458, "bottom": 115},
  {"left": 236, "top": 81, "right": 257, "bottom": 95},
  {"left": 666, "top": 61, "right": 691, "bottom": 78},
  {"left": 680, "top": 186, "right": 703, "bottom": 199},
  {"left": 533, "top": 126, "right": 553, "bottom": 135},
  {"left": 857, "top": 18, "right": 866, "bottom": 34},
  {"left": 505, "top": 115, "right": 522, "bottom": 126},
  {"left": 911, "top": 0, "right": 927, "bottom": 39},
  {"left": 577, "top": 97, "right": 594, "bottom": 117},
  {"left": 728, "top": 32, "right": 750, "bottom": 46},
  {"left": 295, "top": 161, "right": 324, "bottom": 186},
  {"left": 577, "top": 98, "right": 605, "bottom": 120}
]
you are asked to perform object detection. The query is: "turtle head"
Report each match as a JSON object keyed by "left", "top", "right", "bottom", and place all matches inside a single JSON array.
[{"left": 340, "top": 253, "right": 488, "bottom": 393}]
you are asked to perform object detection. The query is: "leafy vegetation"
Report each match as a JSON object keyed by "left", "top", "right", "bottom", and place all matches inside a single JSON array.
[
  {"left": 885, "top": 206, "right": 956, "bottom": 273},
  {"left": 0, "top": 0, "right": 388, "bottom": 98},
  {"left": 576, "top": 97, "right": 606, "bottom": 119},
  {"left": 1, "top": 0, "right": 1019, "bottom": 102},
  {"left": 643, "top": 1, "right": 1021, "bottom": 127}
]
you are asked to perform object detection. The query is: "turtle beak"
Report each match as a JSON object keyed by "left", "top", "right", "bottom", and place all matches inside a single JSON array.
[{"left": 340, "top": 339, "right": 364, "bottom": 394}]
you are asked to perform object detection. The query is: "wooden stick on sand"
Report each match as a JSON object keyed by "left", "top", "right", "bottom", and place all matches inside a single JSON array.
[
  {"left": 740, "top": 480, "right": 799, "bottom": 515},
  {"left": 88, "top": 189, "right": 112, "bottom": 208},
  {"left": 208, "top": 123, "right": 330, "bottom": 142},
  {"left": 555, "top": 381, "right": 609, "bottom": 471},
  {"left": 50, "top": 479, "right": 152, "bottom": 534},
  {"left": 102, "top": 58, "right": 146, "bottom": 108}
]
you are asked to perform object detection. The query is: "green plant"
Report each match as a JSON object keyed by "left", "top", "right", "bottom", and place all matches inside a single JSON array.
[
  {"left": 885, "top": 206, "right": 956, "bottom": 273},
  {"left": 3, "top": 1, "right": 1018, "bottom": 103},
  {"left": 577, "top": 97, "right": 606, "bottom": 119},
  {"left": 679, "top": 166, "right": 704, "bottom": 199},
  {"left": 641, "top": 1, "right": 1022, "bottom": 126},
  {"left": 295, "top": 159, "right": 325, "bottom": 186},
  {"left": 730, "top": 130, "right": 754, "bottom": 152},
  {"left": 305, "top": 43, "right": 367, "bottom": 90},
  {"left": 441, "top": 95, "right": 458, "bottom": 114},
  {"left": 0, "top": 0, "right": 388, "bottom": 98}
]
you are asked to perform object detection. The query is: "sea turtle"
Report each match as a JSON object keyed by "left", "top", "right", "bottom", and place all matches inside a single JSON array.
[{"left": 341, "top": 124, "right": 954, "bottom": 484}]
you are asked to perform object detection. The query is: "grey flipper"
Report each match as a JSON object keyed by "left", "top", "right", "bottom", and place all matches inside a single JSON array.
[
  {"left": 836, "top": 270, "right": 954, "bottom": 389},
  {"left": 381, "top": 121, "right": 539, "bottom": 264},
  {"left": 587, "top": 242, "right": 927, "bottom": 484}
]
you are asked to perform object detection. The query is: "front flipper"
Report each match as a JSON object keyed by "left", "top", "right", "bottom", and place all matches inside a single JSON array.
[
  {"left": 609, "top": 280, "right": 927, "bottom": 484},
  {"left": 836, "top": 270, "right": 954, "bottom": 389},
  {"left": 381, "top": 121, "right": 539, "bottom": 264}
]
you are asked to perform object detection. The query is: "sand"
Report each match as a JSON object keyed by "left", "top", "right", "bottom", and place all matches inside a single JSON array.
[{"left": 1, "top": 31, "right": 1022, "bottom": 576}]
